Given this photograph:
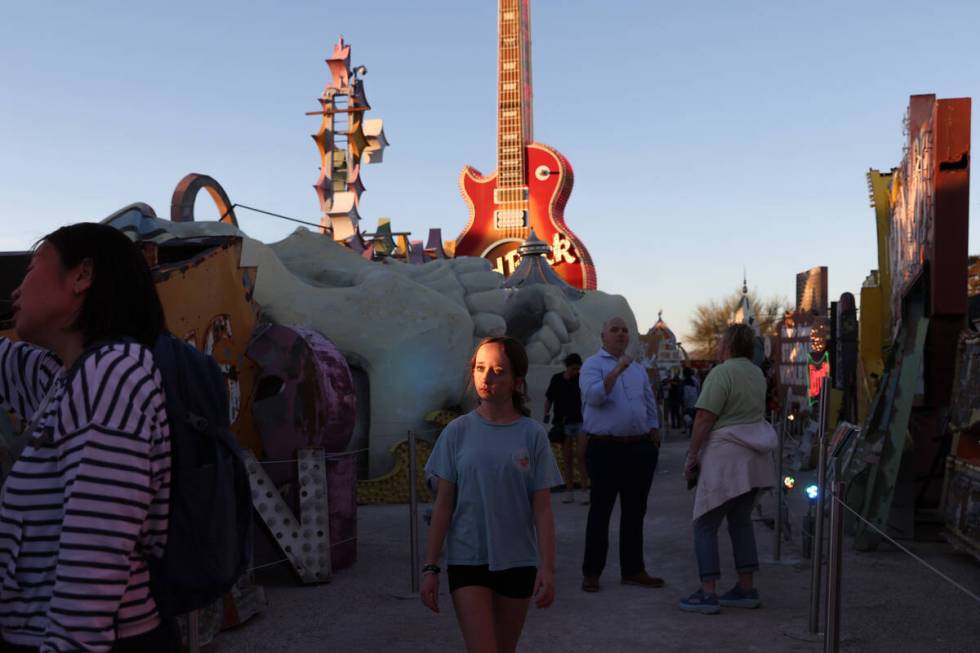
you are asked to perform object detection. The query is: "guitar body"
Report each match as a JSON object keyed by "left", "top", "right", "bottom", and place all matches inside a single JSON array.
[{"left": 455, "top": 142, "right": 597, "bottom": 290}]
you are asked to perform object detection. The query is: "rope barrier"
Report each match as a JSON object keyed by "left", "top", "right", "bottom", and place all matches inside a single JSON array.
[
  {"left": 831, "top": 494, "right": 980, "bottom": 604},
  {"left": 258, "top": 448, "right": 370, "bottom": 464},
  {"left": 247, "top": 558, "right": 291, "bottom": 573},
  {"left": 246, "top": 537, "right": 360, "bottom": 573},
  {"left": 367, "top": 424, "right": 445, "bottom": 434},
  {"left": 255, "top": 430, "right": 443, "bottom": 466}
]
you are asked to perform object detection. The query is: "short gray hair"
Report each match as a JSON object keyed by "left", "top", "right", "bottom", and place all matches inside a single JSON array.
[{"left": 602, "top": 316, "right": 626, "bottom": 334}]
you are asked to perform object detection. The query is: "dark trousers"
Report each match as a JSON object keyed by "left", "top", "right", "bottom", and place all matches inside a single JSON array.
[
  {"left": 693, "top": 489, "right": 760, "bottom": 581},
  {"left": 581, "top": 439, "right": 659, "bottom": 577},
  {"left": 668, "top": 401, "right": 683, "bottom": 428}
]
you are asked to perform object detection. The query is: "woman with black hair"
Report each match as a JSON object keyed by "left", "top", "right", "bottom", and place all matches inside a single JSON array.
[
  {"left": 0, "top": 223, "right": 175, "bottom": 651},
  {"left": 420, "top": 336, "right": 561, "bottom": 653}
]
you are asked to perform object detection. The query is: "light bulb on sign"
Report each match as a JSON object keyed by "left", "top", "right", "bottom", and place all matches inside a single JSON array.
[{"left": 805, "top": 485, "right": 819, "bottom": 501}]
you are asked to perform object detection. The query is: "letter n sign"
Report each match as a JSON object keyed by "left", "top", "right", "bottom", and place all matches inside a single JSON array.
[{"left": 242, "top": 449, "right": 332, "bottom": 584}]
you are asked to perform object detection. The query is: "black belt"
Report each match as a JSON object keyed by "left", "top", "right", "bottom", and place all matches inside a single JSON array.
[{"left": 587, "top": 434, "right": 653, "bottom": 444}]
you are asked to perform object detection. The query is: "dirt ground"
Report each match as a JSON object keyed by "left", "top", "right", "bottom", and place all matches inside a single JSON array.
[{"left": 212, "top": 432, "right": 980, "bottom": 652}]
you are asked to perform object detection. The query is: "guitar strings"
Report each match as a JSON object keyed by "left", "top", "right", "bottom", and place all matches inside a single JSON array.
[{"left": 498, "top": 0, "right": 528, "bottom": 241}]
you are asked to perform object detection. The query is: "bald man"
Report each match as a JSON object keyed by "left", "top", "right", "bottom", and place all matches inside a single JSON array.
[{"left": 579, "top": 317, "right": 663, "bottom": 592}]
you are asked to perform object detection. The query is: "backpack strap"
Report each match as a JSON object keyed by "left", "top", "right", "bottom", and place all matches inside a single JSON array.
[{"left": 22, "top": 381, "right": 60, "bottom": 444}]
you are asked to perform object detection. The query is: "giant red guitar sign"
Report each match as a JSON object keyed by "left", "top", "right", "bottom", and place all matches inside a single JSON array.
[{"left": 454, "top": 0, "right": 597, "bottom": 289}]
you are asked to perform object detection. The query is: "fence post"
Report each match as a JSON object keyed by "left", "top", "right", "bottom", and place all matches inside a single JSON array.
[
  {"left": 808, "top": 376, "right": 831, "bottom": 635},
  {"left": 408, "top": 430, "right": 420, "bottom": 594},
  {"left": 825, "top": 456, "right": 844, "bottom": 653}
]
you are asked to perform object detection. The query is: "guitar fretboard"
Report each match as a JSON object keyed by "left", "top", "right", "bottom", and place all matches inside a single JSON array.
[{"left": 497, "top": 0, "right": 532, "bottom": 197}]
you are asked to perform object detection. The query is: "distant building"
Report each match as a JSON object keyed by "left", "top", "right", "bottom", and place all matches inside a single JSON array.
[
  {"left": 731, "top": 273, "right": 760, "bottom": 336},
  {"left": 730, "top": 273, "right": 769, "bottom": 366},
  {"left": 796, "top": 266, "right": 828, "bottom": 314},
  {"left": 640, "top": 311, "right": 689, "bottom": 383}
]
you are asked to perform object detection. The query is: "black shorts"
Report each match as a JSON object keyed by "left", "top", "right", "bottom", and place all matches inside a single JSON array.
[{"left": 447, "top": 564, "right": 537, "bottom": 599}]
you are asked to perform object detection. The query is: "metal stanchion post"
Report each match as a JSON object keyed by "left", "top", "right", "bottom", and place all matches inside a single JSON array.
[
  {"left": 774, "top": 417, "right": 784, "bottom": 560},
  {"left": 774, "top": 389, "right": 791, "bottom": 561},
  {"left": 825, "top": 456, "right": 844, "bottom": 653},
  {"left": 408, "top": 430, "right": 420, "bottom": 594},
  {"left": 808, "top": 377, "right": 831, "bottom": 635},
  {"left": 766, "top": 389, "right": 799, "bottom": 569},
  {"left": 187, "top": 610, "right": 200, "bottom": 653}
]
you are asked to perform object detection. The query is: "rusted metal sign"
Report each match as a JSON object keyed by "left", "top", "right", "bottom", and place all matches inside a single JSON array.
[
  {"left": 243, "top": 449, "right": 332, "bottom": 584},
  {"left": 247, "top": 323, "right": 358, "bottom": 570},
  {"left": 150, "top": 237, "right": 263, "bottom": 453},
  {"left": 888, "top": 95, "right": 971, "bottom": 330},
  {"left": 851, "top": 317, "right": 929, "bottom": 550}
]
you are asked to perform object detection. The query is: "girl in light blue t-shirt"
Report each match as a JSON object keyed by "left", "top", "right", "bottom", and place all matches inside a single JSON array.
[{"left": 421, "top": 336, "right": 562, "bottom": 652}]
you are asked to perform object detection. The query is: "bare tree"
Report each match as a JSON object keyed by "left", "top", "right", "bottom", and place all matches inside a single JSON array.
[{"left": 685, "top": 289, "right": 790, "bottom": 359}]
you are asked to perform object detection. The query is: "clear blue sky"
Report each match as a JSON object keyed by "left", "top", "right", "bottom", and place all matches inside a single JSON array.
[{"left": 1, "top": 1, "right": 977, "bottom": 340}]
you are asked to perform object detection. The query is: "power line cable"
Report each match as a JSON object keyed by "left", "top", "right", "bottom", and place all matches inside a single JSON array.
[{"left": 215, "top": 203, "right": 326, "bottom": 231}]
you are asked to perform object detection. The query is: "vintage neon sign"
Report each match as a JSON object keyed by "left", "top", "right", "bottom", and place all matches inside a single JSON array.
[{"left": 484, "top": 233, "right": 578, "bottom": 276}]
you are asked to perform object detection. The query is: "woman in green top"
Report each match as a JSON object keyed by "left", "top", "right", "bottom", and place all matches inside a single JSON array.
[
  {"left": 680, "top": 324, "right": 776, "bottom": 614},
  {"left": 421, "top": 336, "right": 561, "bottom": 652}
]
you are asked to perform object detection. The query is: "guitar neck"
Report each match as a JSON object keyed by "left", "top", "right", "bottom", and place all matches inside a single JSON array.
[{"left": 497, "top": 0, "right": 533, "bottom": 192}]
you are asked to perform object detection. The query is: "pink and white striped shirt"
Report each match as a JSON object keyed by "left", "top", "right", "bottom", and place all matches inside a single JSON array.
[{"left": 0, "top": 340, "right": 170, "bottom": 652}]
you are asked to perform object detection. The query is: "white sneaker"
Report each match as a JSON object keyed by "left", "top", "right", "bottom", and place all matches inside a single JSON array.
[{"left": 561, "top": 492, "right": 575, "bottom": 503}]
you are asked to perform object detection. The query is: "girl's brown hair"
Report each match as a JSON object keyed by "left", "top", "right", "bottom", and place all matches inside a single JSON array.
[{"left": 469, "top": 336, "right": 531, "bottom": 417}]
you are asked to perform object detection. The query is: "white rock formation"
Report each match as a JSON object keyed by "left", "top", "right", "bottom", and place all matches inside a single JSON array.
[{"left": 114, "top": 216, "right": 642, "bottom": 476}]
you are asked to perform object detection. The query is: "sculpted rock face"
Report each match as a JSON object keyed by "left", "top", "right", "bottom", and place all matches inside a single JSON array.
[
  {"left": 243, "top": 230, "right": 474, "bottom": 475},
  {"left": 110, "top": 215, "right": 642, "bottom": 476}
]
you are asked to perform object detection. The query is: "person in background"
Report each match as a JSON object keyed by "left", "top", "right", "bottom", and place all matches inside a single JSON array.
[
  {"left": 669, "top": 372, "right": 687, "bottom": 430},
  {"left": 680, "top": 324, "right": 777, "bottom": 614},
  {"left": 579, "top": 317, "right": 663, "bottom": 593},
  {"left": 421, "top": 337, "right": 561, "bottom": 653},
  {"left": 686, "top": 366, "right": 701, "bottom": 393},
  {"left": 544, "top": 353, "right": 589, "bottom": 504},
  {"left": 0, "top": 223, "right": 176, "bottom": 651},
  {"left": 681, "top": 367, "right": 700, "bottom": 435}
]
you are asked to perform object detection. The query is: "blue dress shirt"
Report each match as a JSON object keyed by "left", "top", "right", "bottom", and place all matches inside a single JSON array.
[{"left": 579, "top": 349, "right": 660, "bottom": 436}]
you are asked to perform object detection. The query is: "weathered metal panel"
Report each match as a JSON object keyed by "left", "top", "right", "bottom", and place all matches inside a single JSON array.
[
  {"left": 247, "top": 323, "right": 356, "bottom": 463},
  {"left": 243, "top": 449, "right": 331, "bottom": 584},
  {"left": 0, "top": 237, "right": 263, "bottom": 454},
  {"left": 151, "top": 238, "right": 262, "bottom": 452},
  {"left": 857, "top": 285, "right": 884, "bottom": 423},
  {"left": 866, "top": 169, "right": 893, "bottom": 341},
  {"left": 296, "top": 448, "right": 333, "bottom": 581},
  {"left": 941, "top": 458, "right": 980, "bottom": 562},
  {"left": 835, "top": 292, "right": 858, "bottom": 422},
  {"left": 886, "top": 95, "right": 969, "bottom": 407},
  {"left": 943, "top": 329, "right": 980, "bottom": 554},
  {"left": 948, "top": 331, "right": 980, "bottom": 461},
  {"left": 171, "top": 173, "right": 239, "bottom": 226},
  {"left": 246, "top": 324, "right": 358, "bottom": 569},
  {"left": 326, "top": 454, "right": 357, "bottom": 569},
  {"left": 930, "top": 98, "right": 970, "bottom": 318},
  {"left": 854, "top": 316, "right": 929, "bottom": 550}
]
